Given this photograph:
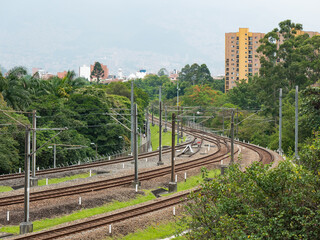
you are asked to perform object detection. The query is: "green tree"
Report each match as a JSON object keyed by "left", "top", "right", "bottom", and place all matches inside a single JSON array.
[
  {"left": 180, "top": 161, "right": 320, "bottom": 239},
  {"left": 90, "top": 62, "right": 105, "bottom": 83},
  {"left": 178, "top": 63, "right": 213, "bottom": 87}
]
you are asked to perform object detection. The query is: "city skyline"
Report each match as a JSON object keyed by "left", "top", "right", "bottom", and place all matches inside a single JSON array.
[{"left": 1, "top": 0, "right": 320, "bottom": 76}]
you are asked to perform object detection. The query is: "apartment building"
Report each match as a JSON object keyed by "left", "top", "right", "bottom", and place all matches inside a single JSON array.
[
  {"left": 225, "top": 28, "right": 320, "bottom": 92},
  {"left": 225, "top": 28, "right": 265, "bottom": 92}
]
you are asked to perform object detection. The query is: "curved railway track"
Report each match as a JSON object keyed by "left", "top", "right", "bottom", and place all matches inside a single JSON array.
[
  {"left": 0, "top": 141, "right": 192, "bottom": 182},
  {"left": 7, "top": 126, "right": 276, "bottom": 240},
  {"left": 0, "top": 126, "right": 274, "bottom": 207},
  {"left": 11, "top": 190, "right": 194, "bottom": 240},
  {"left": 0, "top": 132, "right": 228, "bottom": 206}
]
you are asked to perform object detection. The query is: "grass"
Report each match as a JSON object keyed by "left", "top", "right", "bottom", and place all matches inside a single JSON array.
[
  {"left": 150, "top": 125, "right": 186, "bottom": 151},
  {"left": 0, "top": 191, "right": 156, "bottom": 234},
  {"left": 0, "top": 172, "right": 95, "bottom": 194},
  {"left": 0, "top": 186, "right": 13, "bottom": 193},
  {"left": 0, "top": 169, "right": 220, "bottom": 236},
  {"left": 105, "top": 221, "right": 188, "bottom": 240},
  {"left": 38, "top": 172, "right": 95, "bottom": 186}
]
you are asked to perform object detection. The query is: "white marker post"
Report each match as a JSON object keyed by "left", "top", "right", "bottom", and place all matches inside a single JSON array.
[
  {"left": 89, "top": 169, "right": 92, "bottom": 177},
  {"left": 108, "top": 156, "right": 111, "bottom": 160},
  {"left": 173, "top": 207, "right": 176, "bottom": 216},
  {"left": 122, "top": 163, "right": 125, "bottom": 169},
  {"left": 109, "top": 224, "right": 112, "bottom": 234},
  {"left": 184, "top": 172, "right": 187, "bottom": 182},
  {"left": 79, "top": 197, "right": 82, "bottom": 205},
  {"left": 19, "top": 168, "right": 21, "bottom": 173},
  {"left": 175, "top": 174, "right": 177, "bottom": 183},
  {"left": 135, "top": 184, "right": 138, "bottom": 192},
  {"left": 46, "top": 178, "right": 48, "bottom": 185},
  {"left": 146, "top": 158, "right": 148, "bottom": 162},
  {"left": 7, "top": 211, "right": 9, "bottom": 221}
]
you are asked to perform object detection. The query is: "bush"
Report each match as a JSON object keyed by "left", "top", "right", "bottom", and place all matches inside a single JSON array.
[{"left": 179, "top": 161, "right": 320, "bottom": 239}]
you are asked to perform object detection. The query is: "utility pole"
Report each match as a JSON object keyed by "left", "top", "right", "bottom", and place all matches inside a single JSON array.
[
  {"left": 53, "top": 144, "right": 56, "bottom": 168},
  {"left": 222, "top": 111, "right": 225, "bottom": 135},
  {"left": 168, "top": 113, "right": 177, "bottom": 193},
  {"left": 20, "top": 126, "right": 33, "bottom": 234},
  {"left": 279, "top": 88, "right": 283, "bottom": 156},
  {"left": 164, "top": 105, "right": 168, "bottom": 132},
  {"left": 177, "top": 106, "right": 180, "bottom": 145},
  {"left": 180, "top": 106, "right": 183, "bottom": 140},
  {"left": 133, "top": 103, "right": 140, "bottom": 187},
  {"left": 295, "top": 85, "right": 299, "bottom": 161},
  {"left": 131, "top": 80, "right": 134, "bottom": 156},
  {"left": 158, "top": 87, "right": 164, "bottom": 165},
  {"left": 230, "top": 110, "right": 235, "bottom": 164},
  {"left": 152, "top": 105, "right": 154, "bottom": 126},
  {"left": 236, "top": 108, "right": 239, "bottom": 139},
  {"left": 31, "top": 110, "right": 38, "bottom": 187}
]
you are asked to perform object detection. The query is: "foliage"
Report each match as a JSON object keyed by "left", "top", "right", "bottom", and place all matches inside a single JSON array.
[
  {"left": 299, "top": 130, "right": 320, "bottom": 175},
  {"left": 178, "top": 63, "right": 213, "bottom": 87},
  {"left": 182, "top": 85, "right": 223, "bottom": 107},
  {"left": 90, "top": 62, "right": 105, "bottom": 83},
  {"left": 180, "top": 161, "right": 320, "bottom": 239}
]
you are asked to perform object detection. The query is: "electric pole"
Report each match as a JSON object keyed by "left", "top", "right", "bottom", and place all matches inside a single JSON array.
[
  {"left": 133, "top": 103, "right": 140, "bottom": 187},
  {"left": 279, "top": 88, "right": 283, "bottom": 156},
  {"left": 131, "top": 80, "right": 134, "bottom": 156},
  {"left": 177, "top": 106, "right": 180, "bottom": 145},
  {"left": 230, "top": 110, "right": 235, "bottom": 164},
  {"left": 31, "top": 110, "right": 38, "bottom": 187},
  {"left": 152, "top": 105, "right": 154, "bottom": 126},
  {"left": 295, "top": 85, "right": 299, "bottom": 161},
  {"left": 180, "top": 106, "right": 183, "bottom": 140},
  {"left": 158, "top": 87, "right": 164, "bottom": 165},
  {"left": 164, "top": 105, "right": 167, "bottom": 132},
  {"left": 53, "top": 144, "right": 56, "bottom": 168},
  {"left": 20, "top": 126, "right": 33, "bottom": 234},
  {"left": 169, "top": 113, "right": 177, "bottom": 193}
]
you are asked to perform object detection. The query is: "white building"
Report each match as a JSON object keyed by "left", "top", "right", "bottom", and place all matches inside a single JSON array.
[{"left": 79, "top": 65, "right": 91, "bottom": 81}]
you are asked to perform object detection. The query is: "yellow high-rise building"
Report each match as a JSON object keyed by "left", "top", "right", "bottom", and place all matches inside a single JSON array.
[
  {"left": 225, "top": 28, "right": 264, "bottom": 92},
  {"left": 225, "top": 28, "right": 320, "bottom": 92}
]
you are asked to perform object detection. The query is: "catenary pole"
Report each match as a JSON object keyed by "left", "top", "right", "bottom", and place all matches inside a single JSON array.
[
  {"left": 279, "top": 88, "right": 283, "bottom": 156},
  {"left": 230, "top": 110, "right": 235, "bottom": 164},
  {"left": 131, "top": 80, "right": 134, "bottom": 155},
  {"left": 32, "top": 110, "right": 36, "bottom": 178},
  {"left": 295, "top": 85, "right": 299, "bottom": 160},
  {"left": 133, "top": 104, "right": 139, "bottom": 185}
]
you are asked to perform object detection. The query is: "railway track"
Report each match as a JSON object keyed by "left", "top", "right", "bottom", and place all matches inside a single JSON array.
[
  {"left": 0, "top": 125, "right": 274, "bottom": 207},
  {"left": 10, "top": 190, "right": 194, "bottom": 240},
  {"left": 0, "top": 140, "right": 193, "bottom": 182},
  {"left": 6, "top": 126, "right": 276, "bottom": 239},
  {"left": 0, "top": 132, "right": 227, "bottom": 206}
]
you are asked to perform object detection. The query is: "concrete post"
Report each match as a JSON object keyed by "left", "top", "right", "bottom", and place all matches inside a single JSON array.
[
  {"left": 279, "top": 88, "right": 283, "bottom": 156},
  {"left": 30, "top": 110, "right": 38, "bottom": 187},
  {"left": 295, "top": 86, "right": 299, "bottom": 161},
  {"left": 53, "top": 144, "right": 56, "bottom": 168},
  {"left": 230, "top": 110, "right": 235, "bottom": 164},
  {"left": 133, "top": 104, "right": 140, "bottom": 187},
  {"left": 158, "top": 101, "right": 164, "bottom": 165},
  {"left": 169, "top": 113, "right": 177, "bottom": 193},
  {"left": 20, "top": 126, "right": 33, "bottom": 234},
  {"left": 131, "top": 80, "right": 134, "bottom": 155}
]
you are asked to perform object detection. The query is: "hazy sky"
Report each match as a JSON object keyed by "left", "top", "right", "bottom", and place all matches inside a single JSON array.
[{"left": 1, "top": 0, "right": 320, "bottom": 76}]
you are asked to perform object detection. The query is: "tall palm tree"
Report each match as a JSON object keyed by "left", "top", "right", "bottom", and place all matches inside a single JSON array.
[{"left": 1, "top": 67, "right": 30, "bottom": 110}]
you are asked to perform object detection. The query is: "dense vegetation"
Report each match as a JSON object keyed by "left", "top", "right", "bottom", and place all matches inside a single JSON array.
[
  {"left": 0, "top": 69, "right": 148, "bottom": 173},
  {"left": 1, "top": 19, "right": 320, "bottom": 239}
]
